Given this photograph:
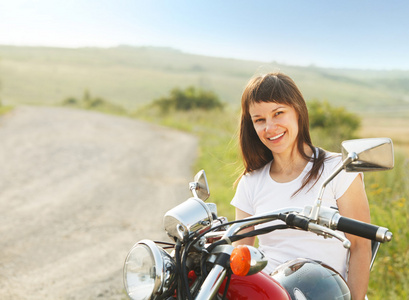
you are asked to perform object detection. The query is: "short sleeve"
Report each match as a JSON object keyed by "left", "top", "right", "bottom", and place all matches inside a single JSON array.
[
  {"left": 230, "top": 175, "right": 255, "bottom": 215},
  {"left": 331, "top": 169, "right": 363, "bottom": 200}
]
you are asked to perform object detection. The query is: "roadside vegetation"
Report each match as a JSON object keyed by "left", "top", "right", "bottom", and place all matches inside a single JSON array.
[
  {"left": 151, "top": 86, "right": 224, "bottom": 112},
  {"left": 365, "top": 152, "right": 409, "bottom": 298},
  {"left": 0, "top": 99, "right": 13, "bottom": 116},
  {"left": 61, "top": 90, "right": 126, "bottom": 115}
]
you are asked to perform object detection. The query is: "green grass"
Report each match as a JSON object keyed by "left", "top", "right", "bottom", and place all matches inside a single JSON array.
[
  {"left": 365, "top": 152, "right": 409, "bottom": 299},
  {"left": 0, "top": 104, "right": 13, "bottom": 116}
]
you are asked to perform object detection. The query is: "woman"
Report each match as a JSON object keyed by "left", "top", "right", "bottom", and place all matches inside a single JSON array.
[{"left": 231, "top": 72, "right": 371, "bottom": 299}]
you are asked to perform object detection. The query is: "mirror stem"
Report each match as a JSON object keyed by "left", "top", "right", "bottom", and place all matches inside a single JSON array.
[
  {"left": 190, "top": 182, "right": 199, "bottom": 198},
  {"left": 309, "top": 152, "right": 358, "bottom": 221}
]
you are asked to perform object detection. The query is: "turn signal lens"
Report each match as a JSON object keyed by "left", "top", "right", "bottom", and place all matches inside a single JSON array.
[{"left": 230, "top": 245, "right": 251, "bottom": 276}]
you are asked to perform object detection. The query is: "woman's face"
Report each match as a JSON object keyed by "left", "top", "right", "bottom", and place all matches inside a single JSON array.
[{"left": 249, "top": 101, "right": 299, "bottom": 156}]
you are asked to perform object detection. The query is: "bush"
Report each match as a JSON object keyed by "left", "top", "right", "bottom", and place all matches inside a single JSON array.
[
  {"left": 308, "top": 99, "right": 361, "bottom": 151},
  {"left": 152, "top": 86, "right": 224, "bottom": 112},
  {"left": 61, "top": 90, "right": 125, "bottom": 115},
  {"left": 62, "top": 97, "right": 78, "bottom": 106}
]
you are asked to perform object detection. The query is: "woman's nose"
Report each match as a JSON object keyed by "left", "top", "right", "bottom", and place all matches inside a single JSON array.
[{"left": 265, "top": 119, "right": 277, "bottom": 132}]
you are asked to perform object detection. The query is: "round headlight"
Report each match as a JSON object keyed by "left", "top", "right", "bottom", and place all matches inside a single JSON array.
[{"left": 123, "top": 240, "right": 175, "bottom": 300}]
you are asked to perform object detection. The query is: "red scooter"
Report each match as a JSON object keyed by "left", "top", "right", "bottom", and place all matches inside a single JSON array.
[{"left": 123, "top": 138, "right": 394, "bottom": 300}]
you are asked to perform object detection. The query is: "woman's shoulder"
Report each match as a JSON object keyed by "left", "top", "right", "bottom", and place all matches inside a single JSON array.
[
  {"left": 323, "top": 150, "right": 342, "bottom": 161},
  {"left": 243, "top": 161, "right": 272, "bottom": 182},
  {"left": 311, "top": 147, "right": 342, "bottom": 166},
  {"left": 321, "top": 150, "right": 343, "bottom": 172}
]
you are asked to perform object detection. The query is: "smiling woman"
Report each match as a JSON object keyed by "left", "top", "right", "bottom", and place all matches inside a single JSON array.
[{"left": 231, "top": 72, "right": 372, "bottom": 300}]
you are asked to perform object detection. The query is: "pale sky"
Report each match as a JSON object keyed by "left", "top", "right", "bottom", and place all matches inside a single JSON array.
[{"left": 0, "top": 0, "right": 408, "bottom": 70}]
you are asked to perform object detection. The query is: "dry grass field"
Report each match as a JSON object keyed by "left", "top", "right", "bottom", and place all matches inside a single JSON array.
[{"left": 360, "top": 115, "right": 409, "bottom": 156}]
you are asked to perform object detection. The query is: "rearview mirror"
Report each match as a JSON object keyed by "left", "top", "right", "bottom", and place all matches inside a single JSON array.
[
  {"left": 341, "top": 138, "right": 394, "bottom": 172},
  {"left": 309, "top": 137, "right": 394, "bottom": 221},
  {"left": 191, "top": 170, "right": 210, "bottom": 201}
]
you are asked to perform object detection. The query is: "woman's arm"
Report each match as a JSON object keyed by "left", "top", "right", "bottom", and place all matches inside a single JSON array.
[
  {"left": 233, "top": 208, "right": 256, "bottom": 247},
  {"left": 337, "top": 174, "right": 372, "bottom": 300}
]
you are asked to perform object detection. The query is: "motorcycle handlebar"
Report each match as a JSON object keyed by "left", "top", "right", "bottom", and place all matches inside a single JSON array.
[
  {"left": 221, "top": 207, "right": 392, "bottom": 248},
  {"left": 282, "top": 209, "right": 393, "bottom": 244},
  {"left": 336, "top": 216, "right": 393, "bottom": 243}
]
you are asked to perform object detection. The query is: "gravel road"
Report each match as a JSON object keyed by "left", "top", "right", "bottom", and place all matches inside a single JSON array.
[{"left": 0, "top": 106, "right": 198, "bottom": 299}]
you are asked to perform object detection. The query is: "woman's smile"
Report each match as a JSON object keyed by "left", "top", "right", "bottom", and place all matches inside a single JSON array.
[{"left": 268, "top": 132, "right": 285, "bottom": 141}]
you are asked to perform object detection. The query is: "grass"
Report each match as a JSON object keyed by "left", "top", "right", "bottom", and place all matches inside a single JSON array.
[
  {"left": 360, "top": 113, "right": 409, "bottom": 157},
  {"left": 0, "top": 104, "right": 13, "bottom": 116},
  {"left": 365, "top": 152, "right": 409, "bottom": 299}
]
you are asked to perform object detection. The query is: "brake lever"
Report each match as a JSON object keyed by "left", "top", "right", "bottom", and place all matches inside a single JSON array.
[
  {"left": 308, "top": 223, "right": 351, "bottom": 249},
  {"left": 283, "top": 211, "right": 351, "bottom": 249}
]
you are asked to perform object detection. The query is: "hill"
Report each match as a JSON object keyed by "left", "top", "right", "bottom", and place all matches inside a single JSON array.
[{"left": 1, "top": 45, "right": 409, "bottom": 115}]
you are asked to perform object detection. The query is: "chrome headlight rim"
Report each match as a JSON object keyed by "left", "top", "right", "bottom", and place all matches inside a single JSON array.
[{"left": 124, "top": 239, "right": 173, "bottom": 299}]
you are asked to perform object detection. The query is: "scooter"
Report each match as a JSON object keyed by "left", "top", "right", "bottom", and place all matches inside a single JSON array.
[{"left": 123, "top": 138, "right": 394, "bottom": 300}]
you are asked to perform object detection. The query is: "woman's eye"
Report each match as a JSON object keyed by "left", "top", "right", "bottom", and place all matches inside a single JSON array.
[
  {"left": 254, "top": 118, "right": 264, "bottom": 123},
  {"left": 275, "top": 111, "right": 283, "bottom": 117}
]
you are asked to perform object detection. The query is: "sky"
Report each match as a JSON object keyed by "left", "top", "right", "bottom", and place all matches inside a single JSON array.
[{"left": 0, "top": 0, "right": 408, "bottom": 70}]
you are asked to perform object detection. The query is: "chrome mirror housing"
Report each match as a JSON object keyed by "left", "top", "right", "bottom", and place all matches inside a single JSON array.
[
  {"left": 164, "top": 170, "right": 214, "bottom": 242},
  {"left": 190, "top": 170, "right": 210, "bottom": 201},
  {"left": 341, "top": 138, "right": 394, "bottom": 172},
  {"left": 309, "top": 137, "right": 394, "bottom": 221}
]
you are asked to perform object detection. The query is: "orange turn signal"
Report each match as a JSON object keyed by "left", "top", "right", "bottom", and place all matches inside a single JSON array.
[{"left": 230, "top": 245, "right": 251, "bottom": 276}]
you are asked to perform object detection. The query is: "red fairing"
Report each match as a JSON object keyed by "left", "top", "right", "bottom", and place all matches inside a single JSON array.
[{"left": 218, "top": 272, "right": 290, "bottom": 300}]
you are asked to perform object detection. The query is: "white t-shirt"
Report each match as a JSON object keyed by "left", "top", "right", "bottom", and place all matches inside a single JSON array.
[{"left": 231, "top": 151, "right": 361, "bottom": 278}]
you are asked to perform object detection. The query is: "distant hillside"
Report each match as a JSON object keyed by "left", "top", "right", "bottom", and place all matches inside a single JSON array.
[{"left": 1, "top": 45, "right": 408, "bottom": 115}]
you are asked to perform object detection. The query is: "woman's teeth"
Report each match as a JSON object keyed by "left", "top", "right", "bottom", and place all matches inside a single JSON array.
[{"left": 268, "top": 132, "right": 285, "bottom": 141}]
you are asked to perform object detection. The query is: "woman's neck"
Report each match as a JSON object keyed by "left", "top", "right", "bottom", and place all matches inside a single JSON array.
[{"left": 270, "top": 144, "right": 313, "bottom": 182}]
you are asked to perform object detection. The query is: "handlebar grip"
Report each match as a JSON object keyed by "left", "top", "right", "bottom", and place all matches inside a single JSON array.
[
  {"left": 284, "top": 213, "right": 309, "bottom": 230},
  {"left": 337, "top": 217, "right": 393, "bottom": 243}
]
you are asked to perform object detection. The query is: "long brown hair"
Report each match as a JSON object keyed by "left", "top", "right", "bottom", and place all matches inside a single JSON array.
[{"left": 237, "top": 72, "right": 325, "bottom": 194}]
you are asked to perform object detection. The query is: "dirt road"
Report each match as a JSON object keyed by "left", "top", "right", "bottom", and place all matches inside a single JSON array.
[{"left": 0, "top": 106, "right": 198, "bottom": 299}]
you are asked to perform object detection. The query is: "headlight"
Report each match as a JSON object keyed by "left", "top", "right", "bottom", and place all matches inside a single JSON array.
[{"left": 123, "top": 240, "right": 175, "bottom": 300}]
